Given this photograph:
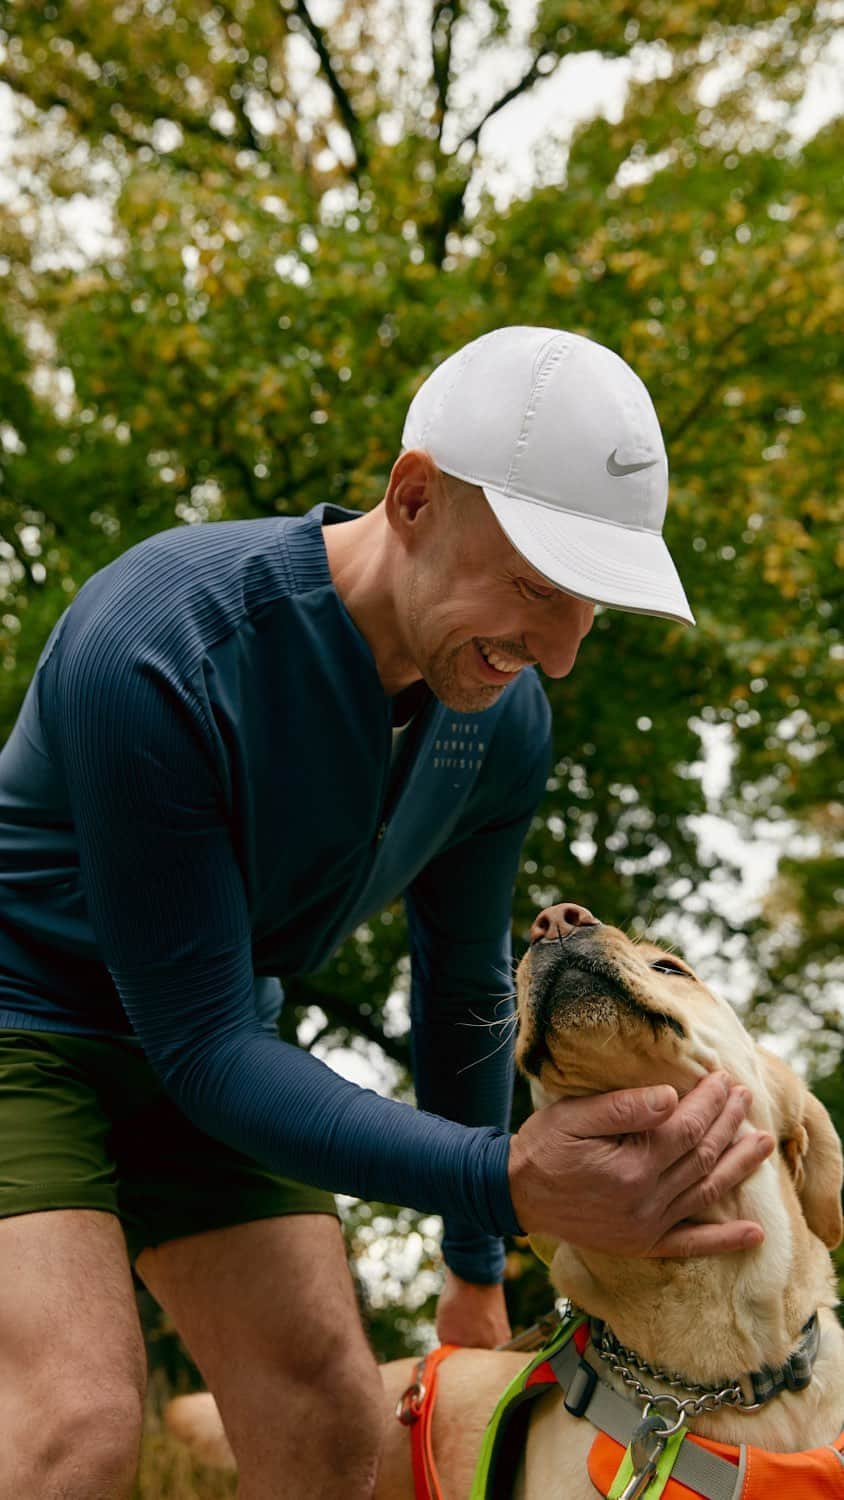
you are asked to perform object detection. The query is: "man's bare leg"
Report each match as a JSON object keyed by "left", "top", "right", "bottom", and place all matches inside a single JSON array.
[
  {"left": 0, "top": 1209, "right": 146, "bottom": 1499},
  {"left": 138, "top": 1215, "right": 384, "bottom": 1500}
]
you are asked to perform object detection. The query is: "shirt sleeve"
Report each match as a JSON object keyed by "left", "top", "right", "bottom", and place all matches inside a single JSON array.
[
  {"left": 404, "top": 678, "right": 552, "bottom": 1284},
  {"left": 52, "top": 639, "right": 521, "bottom": 1237}
]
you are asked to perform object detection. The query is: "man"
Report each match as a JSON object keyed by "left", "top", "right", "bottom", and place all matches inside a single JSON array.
[{"left": 0, "top": 327, "right": 773, "bottom": 1499}]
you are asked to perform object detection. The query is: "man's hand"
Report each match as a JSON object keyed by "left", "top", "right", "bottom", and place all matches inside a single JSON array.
[
  {"left": 508, "top": 1072, "right": 775, "bottom": 1257},
  {"left": 435, "top": 1267, "right": 511, "bottom": 1349}
]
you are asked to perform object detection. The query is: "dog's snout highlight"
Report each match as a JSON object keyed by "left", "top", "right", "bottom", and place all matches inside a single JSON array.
[{"left": 530, "top": 902, "right": 601, "bottom": 945}]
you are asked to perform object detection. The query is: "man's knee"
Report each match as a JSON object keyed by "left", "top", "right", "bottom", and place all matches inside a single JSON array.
[
  {"left": 303, "top": 1350, "right": 383, "bottom": 1487},
  {"left": 317, "top": 1345, "right": 385, "bottom": 1457},
  {"left": 12, "top": 1381, "right": 145, "bottom": 1497},
  {"left": 229, "top": 1338, "right": 384, "bottom": 1476},
  {"left": 0, "top": 1209, "right": 145, "bottom": 1496}
]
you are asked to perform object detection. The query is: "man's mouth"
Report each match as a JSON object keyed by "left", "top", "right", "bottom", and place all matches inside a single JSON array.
[{"left": 474, "top": 639, "right": 530, "bottom": 680}]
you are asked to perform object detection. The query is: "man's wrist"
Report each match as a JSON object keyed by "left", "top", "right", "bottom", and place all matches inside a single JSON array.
[
  {"left": 436, "top": 1268, "right": 511, "bottom": 1348},
  {"left": 442, "top": 1264, "right": 504, "bottom": 1292},
  {"left": 477, "top": 1127, "right": 523, "bottom": 1237},
  {"left": 442, "top": 1235, "right": 506, "bottom": 1285},
  {"left": 504, "top": 1130, "right": 529, "bottom": 1235}
]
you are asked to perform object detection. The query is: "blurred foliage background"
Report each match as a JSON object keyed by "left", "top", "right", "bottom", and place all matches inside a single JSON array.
[{"left": 0, "top": 0, "right": 841, "bottom": 1471}]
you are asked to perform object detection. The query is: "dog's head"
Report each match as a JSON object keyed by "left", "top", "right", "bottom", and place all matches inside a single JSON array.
[{"left": 515, "top": 904, "right": 842, "bottom": 1358}]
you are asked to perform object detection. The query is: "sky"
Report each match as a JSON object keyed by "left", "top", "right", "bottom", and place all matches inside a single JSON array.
[{"left": 471, "top": 17, "right": 844, "bottom": 208}]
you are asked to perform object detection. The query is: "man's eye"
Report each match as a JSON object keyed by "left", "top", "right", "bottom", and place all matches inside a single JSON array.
[
  {"left": 518, "top": 579, "right": 554, "bottom": 600},
  {"left": 650, "top": 959, "right": 691, "bottom": 978}
]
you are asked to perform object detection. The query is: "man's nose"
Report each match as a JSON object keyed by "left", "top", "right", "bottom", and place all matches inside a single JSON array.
[
  {"left": 529, "top": 902, "right": 601, "bottom": 943},
  {"left": 527, "top": 596, "right": 595, "bottom": 679}
]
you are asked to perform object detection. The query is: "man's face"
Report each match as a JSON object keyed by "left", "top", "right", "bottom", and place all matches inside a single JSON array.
[{"left": 401, "top": 490, "right": 595, "bottom": 713}]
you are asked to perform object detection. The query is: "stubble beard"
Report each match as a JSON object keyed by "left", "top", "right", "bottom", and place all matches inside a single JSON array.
[
  {"left": 431, "top": 647, "right": 506, "bottom": 712},
  {"left": 406, "top": 581, "right": 503, "bottom": 712}
]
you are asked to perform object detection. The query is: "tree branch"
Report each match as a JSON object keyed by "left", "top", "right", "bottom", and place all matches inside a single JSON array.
[
  {"left": 0, "top": 62, "right": 259, "bottom": 164},
  {"left": 213, "top": 425, "right": 261, "bottom": 512},
  {"left": 431, "top": 0, "right": 461, "bottom": 145},
  {"left": 422, "top": 48, "right": 557, "bottom": 265},
  {"left": 456, "top": 50, "right": 555, "bottom": 152},
  {"left": 213, "top": 1, "right": 267, "bottom": 155},
  {"left": 664, "top": 319, "right": 753, "bottom": 445},
  {"left": 288, "top": 0, "right": 368, "bottom": 182}
]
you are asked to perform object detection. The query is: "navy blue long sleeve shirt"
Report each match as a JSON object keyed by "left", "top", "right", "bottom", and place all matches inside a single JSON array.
[{"left": 0, "top": 504, "right": 552, "bottom": 1281}]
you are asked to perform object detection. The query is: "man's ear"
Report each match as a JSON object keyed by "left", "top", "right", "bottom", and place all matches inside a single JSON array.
[
  {"left": 385, "top": 449, "right": 442, "bottom": 530},
  {"left": 759, "top": 1047, "right": 844, "bottom": 1249}
]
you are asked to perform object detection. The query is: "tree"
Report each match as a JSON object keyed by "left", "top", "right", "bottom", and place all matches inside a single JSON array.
[{"left": 0, "top": 0, "right": 840, "bottom": 1346}]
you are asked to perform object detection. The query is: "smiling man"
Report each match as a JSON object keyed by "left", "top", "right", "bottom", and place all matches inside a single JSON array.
[
  {"left": 0, "top": 327, "right": 774, "bottom": 1500},
  {"left": 328, "top": 458, "right": 596, "bottom": 709}
]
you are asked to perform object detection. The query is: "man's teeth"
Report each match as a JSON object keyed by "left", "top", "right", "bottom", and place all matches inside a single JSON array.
[{"left": 479, "top": 642, "right": 522, "bottom": 673}]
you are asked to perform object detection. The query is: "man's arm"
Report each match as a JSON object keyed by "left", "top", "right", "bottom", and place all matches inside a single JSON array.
[
  {"left": 404, "top": 795, "right": 540, "bottom": 1288},
  {"left": 53, "top": 633, "right": 522, "bottom": 1231},
  {"left": 404, "top": 674, "right": 553, "bottom": 1322}
]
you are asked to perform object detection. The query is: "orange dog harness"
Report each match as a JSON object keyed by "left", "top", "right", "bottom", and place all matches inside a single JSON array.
[
  {"left": 396, "top": 1343, "right": 462, "bottom": 1500},
  {"left": 588, "top": 1425, "right": 844, "bottom": 1500},
  {"left": 397, "top": 1314, "right": 844, "bottom": 1500}
]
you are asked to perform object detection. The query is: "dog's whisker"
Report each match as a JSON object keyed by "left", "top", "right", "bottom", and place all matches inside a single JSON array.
[
  {"left": 487, "top": 963, "right": 518, "bottom": 988},
  {"left": 456, "top": 1018, "right": 518, "bottom": 1074},
  {"left": 493, "top": 991, "right": 517, "bottom": 1013},
  {"left": 491, "top": 972, "right": 518, "bottom": 996},
  {"left": 456, "top": 1010, "right": 516, "bottom": 1030}
]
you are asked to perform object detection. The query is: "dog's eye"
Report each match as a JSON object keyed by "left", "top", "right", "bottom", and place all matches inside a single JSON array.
[{"left": 650, "top": 959, "right": 691, "bottom": 977}]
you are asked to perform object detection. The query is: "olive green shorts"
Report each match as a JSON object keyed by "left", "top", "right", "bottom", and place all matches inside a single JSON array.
[{"left": 0, "top": 1028, "right": 337, "bottom": 1262}]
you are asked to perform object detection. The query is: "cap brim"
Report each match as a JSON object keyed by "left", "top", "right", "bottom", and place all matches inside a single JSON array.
[{"left": 483, "top": 487, "right": 695, "bottom": 626}]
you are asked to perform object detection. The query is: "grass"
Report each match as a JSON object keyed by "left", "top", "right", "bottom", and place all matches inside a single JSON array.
[{"left": 132, "top": 1407, "right": 236, "bottom": 1500}]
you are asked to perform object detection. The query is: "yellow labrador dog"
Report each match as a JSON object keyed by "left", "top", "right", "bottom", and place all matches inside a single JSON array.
[{"left": 167, "top": 905, "right": 844, "bottom": 1496}]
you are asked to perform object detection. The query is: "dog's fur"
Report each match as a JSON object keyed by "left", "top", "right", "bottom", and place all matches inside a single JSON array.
[{"left": 166, "top": 922, "right": 844, "bottom": 1497}]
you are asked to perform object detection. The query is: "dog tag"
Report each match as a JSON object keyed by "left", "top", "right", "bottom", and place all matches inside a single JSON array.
[{"left": 616, "top": 1413, "right": 669, "bottom": 1500}]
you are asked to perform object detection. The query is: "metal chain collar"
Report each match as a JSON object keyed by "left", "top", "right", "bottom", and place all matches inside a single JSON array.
[{"left": 594, "top": 1323, "right": 764, "bottom": 1420}]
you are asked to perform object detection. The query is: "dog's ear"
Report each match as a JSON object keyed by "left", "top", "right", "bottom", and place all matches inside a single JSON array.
[
  {"left": 528, "top": 1233, "right": 560, "bottom": 1267},
  {"left": 758, "top": 1047, "right": 844, "bottom": 1249},
  {"left": 789, "top": 1090, "right": 844, "bottom": 1249}
]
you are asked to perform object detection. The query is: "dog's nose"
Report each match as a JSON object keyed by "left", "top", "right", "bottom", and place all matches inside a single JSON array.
[{"left": 530, "top": 902, "right": 601, "bottom": 944}]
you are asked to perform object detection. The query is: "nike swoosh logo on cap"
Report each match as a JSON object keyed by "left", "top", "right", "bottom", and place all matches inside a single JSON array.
[{"left": 606, "top": 450, "right": 660, "bottom": 477}]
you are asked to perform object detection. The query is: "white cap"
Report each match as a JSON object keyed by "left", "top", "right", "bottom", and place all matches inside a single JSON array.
[{"left": 402, "top": 326, "right": 694, "bottom": 626}]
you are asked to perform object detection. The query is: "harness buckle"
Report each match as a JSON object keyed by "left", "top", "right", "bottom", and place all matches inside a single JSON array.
[
  {"left": 615, "top": 1412, "right": 671, "bottom": 1500},
  {"left": 395, "top": 1377, "right": 426, "bottom": 1426},
  {"left": 563, "top": 1357, "right": 598, "bottom": 1418}
]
